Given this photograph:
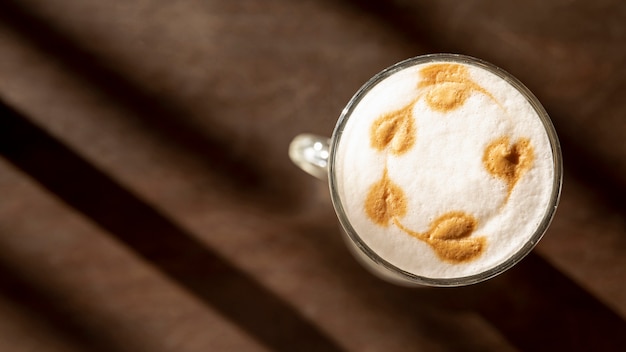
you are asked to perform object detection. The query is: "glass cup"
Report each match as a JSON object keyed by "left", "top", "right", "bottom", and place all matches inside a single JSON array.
[{"left": 289, "top": 54, "right": 562, "bottom": 287}]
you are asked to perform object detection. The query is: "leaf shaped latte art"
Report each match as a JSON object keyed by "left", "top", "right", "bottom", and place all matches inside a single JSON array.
[
  {"left": 370, "top": 103, "right": 416, "bottom": 155},
  {"left": 483, "top": 136, "right": 534, "bottom": 196},
  {"left": 393, "top": 212, "right": 486, "bottom": 264},
  {"left": 418, "top": 63, "right": 493, "bottom": 112},
  {"left": 364, "top": 169, "right": 407, "bottom": 227},
  {"left": 426, "top": 212, "right": 485, "bottom": 263}
]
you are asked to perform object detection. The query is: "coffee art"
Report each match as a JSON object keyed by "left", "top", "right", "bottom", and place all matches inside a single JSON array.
[{"left": 331, "top": 57, "right": 557, "bottom": 280}]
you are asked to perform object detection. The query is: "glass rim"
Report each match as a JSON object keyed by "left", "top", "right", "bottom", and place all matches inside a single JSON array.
[{"left": 328, "top": 53, "right": 563, "bottom": 287}]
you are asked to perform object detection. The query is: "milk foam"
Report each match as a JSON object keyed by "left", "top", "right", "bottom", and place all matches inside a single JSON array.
[{"left": 334, "top": 60, "right": 556, "bottom": 279}]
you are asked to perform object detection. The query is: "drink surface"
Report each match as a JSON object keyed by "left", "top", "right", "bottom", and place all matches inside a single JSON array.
[{"left": 332, "top": 58, "right": 556, "bottom": 280}]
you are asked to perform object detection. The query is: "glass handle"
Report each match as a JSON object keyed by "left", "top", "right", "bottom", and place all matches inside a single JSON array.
[{"left": 288, "top": 133, "right": 330, "bottom": 180}]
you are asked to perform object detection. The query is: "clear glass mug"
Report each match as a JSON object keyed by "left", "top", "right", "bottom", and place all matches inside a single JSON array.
[{"left": 289, "top": 54, "right": 563, "bottom": 287}]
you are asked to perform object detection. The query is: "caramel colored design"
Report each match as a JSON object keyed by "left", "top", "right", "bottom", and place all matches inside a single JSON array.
[
  {"left": 418, "top": 63, "right": 493, "bottom": 112},
  {"left": 394, "top": 213, "right": 486, "bottom": 264},
  {"left": 364, "top": 169, "right": 407, "bottom": 226},
  {"left": 362, "top": 62, "right": 537, "bottom": 265},
  {"left": 370, "top": 104, "right": 416, "bottom": 155},
  {"left": 483, "top": 137, "right": 534, "bottom": 196}
]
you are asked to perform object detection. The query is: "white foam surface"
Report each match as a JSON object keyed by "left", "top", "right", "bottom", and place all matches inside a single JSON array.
[{"left": 334, "top": 60, "right": 555, "bottom": 279}]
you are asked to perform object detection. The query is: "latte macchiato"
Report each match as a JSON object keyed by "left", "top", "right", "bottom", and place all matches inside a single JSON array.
[{"left": 329, "top": 55, "right": 561, "bottom": 285}]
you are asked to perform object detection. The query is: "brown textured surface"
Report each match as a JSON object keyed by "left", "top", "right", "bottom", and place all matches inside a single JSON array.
[{"left": 0, "top": 0, "right": 625, "bottom": 351}]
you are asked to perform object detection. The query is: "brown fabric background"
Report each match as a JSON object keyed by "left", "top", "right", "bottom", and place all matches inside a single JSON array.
[{"left": 0, "top": 0, "right": 625, "bottom": 351}]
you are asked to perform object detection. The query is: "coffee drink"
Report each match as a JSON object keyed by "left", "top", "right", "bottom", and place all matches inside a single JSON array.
[{"left": 329, "top": 55, "right": 560, "bottom": 284}]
